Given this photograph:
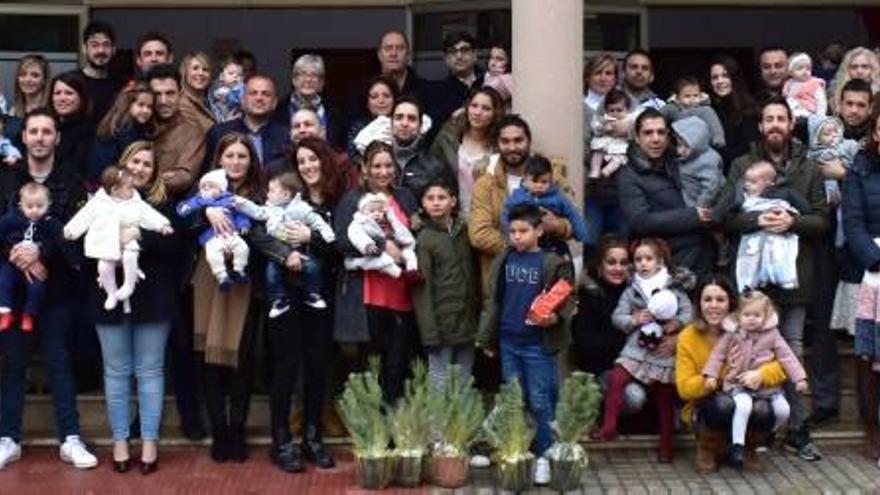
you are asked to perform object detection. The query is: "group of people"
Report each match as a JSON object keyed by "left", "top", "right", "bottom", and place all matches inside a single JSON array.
[{"left": 0, "top": 16, "right": 878, "bottom": 487}]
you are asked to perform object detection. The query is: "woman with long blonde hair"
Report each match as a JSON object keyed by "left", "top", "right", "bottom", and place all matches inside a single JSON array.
[
  {"left": 829, "top": 47, "right": 880, "bottom": 114},
  {"left": 178, "top": 52, "right": 215, "bottom": 133},
  {"left": 10, "top": 55, "right": 51, "bottom": 117}
]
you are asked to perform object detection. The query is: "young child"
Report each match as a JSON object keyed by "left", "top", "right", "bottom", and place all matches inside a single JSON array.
[
  {"left": 177, "top": 169, "right": 251, "bottom": 291},
  {"left": 92, "top": 82, "right": 154, "bottom": 182},
  {"left": 501, "top": 154, "right": 589, "bottom": 257},
  {"left": 807, "top": 115, "right": 860, "bottom": 204},
  {"left": 672, "top": 116, "right": 724, "bottom": 209},
  {"left": 598, "top": 238, "right": 694, "bottom": 462},
  {"left": 483, "top": 43, "right": 513, "bottom": 109},
  {"left": 661, "top": 77, "right": 725, "bottom": 149},
  {"left": 65, "top": 166, "right": 173, "bottom": 312},
  {"left": 0, "top": 116, "right": 22, "bottom": 166},
  {"left": 730, "top": 161, "right": 811, "bottom": 292},
  {"left": 0, "top": 183, "right": 64, "bottom": 331},
  {"left": 702, "top": 290, "right": 808, "bottom": 470},
  {"left": 589, "top": 89, "right": 634, "bottom": 179},
  {"left": 235, "top": 172, "right": 336, "bottom": 314},
  {"left": 783, "top": 53, "right": 828, "bottom": 119},
  {"left": 209, "top": 58, "right": 245, "bottom": 122},
  {"left": 412, "top": 179, "right": 481, "bottom": 386},
  {"left": 343, "top": 192, "right": 417, "bottom": 278},
  {"left": 475, "top": 204, "right": 576, "bottom": 484}
]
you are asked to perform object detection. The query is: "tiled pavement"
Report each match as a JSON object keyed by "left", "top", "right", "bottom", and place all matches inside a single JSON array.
[{"left": 1, "top": 445, "right": 878, "bottom": 494}]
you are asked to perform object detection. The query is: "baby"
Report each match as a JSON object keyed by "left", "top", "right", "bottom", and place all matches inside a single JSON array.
[
  {"left": 0, "top": 116, "right": 22, "bottom": 166},
  {"left": 733, "top": 161, "right": 811, "bottom": 292},
  {"left": 0, "top": 183, "right": 64, "bottom": 331},
  {"left": 672, "top": 116, "right": 724, "bottom": 209},
  {"left": 209, "top": 58, "right": 245, "bottom": 122},
  {"left": 661, "top": 77, "right": 725, "bottom": 149},
  {"left": 235, "top": 172, "right": 336, "bottom": 315},
  {"left": 807, "top": 115, "right": 860, "bottom": 203},
  {"left": 344, "top": 192, "right": 417, "bottom": 278},
  {"left": 783, "top": 53, "right": 827, "bottom": 119},
  {"left": 702, "top": 290, "right": 807, "bottom": 470},
  {"left": 177, "top": 169, "right": 251, "bottom": 291},
  {"left": 483, "top": 43, "right": 513, "bottom": 108},
  {"left": 502, "top": 154, "right": 588, "bottom": 258},
  {"left": 65, "top": 166, "right": 173, "bottom": 312},
  {"left": 589, "top": 88, "right": 633, "bottom": 179}
]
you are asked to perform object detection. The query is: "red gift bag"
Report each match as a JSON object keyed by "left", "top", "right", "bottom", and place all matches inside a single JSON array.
[{"left": 526, "top": 278, "right": 573, "bottom": 325}]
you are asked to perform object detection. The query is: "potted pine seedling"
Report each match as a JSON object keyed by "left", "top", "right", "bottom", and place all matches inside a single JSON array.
[
  {"left": 337, "top": 357, "right": 394, "bottom": 490},
  {"left": 428, "top": 365, "right": 485, "bottom": 488},
  {"left": 390, "top": 360, "right": 431, "bottom": 487},
  {"left": 546, "top": 371, "right": 601, "bottom": 491},
  {"left": 483, "top": 379, "right": 536, "bottom": 493}
]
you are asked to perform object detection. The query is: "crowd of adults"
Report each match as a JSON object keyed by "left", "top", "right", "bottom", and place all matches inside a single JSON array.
[{"left": 0, "top": 17, "right": 878, "bottom": 483}]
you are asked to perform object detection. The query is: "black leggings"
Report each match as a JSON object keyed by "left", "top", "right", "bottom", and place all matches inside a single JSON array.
[
  {"left": 202, "top": 308, "right": 257, "bottom": 429},
  {"left": 698, "top": 392, "right": 775, "bottom": 432},
  {"left": 268, "top": 304, "right": 334, "bottom": 443},
  {"left": 365, "top": 306, "right": 417, "bottom": 403}
]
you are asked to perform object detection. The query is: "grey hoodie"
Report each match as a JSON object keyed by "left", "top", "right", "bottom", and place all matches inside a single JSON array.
[
  {"left": 660, "top": 94, "right": 726, "bottom": 149},
  {"left": 806, "top": 115, "right": 860, "bottom": 165},
  {"left": 672, "top": 116, "right": 724, "bottom": 208}
]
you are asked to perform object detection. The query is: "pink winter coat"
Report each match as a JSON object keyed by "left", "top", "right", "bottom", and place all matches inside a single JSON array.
[{"left": 702, "top": 310, "right": 807, "bottom": 394}]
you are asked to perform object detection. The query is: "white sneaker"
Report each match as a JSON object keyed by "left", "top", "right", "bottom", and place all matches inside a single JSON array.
[
  {"left": 0, "top": 437, "right": 21, "bottom": 469},
  {"left": 534, "top": 456, "right": 551, "bottom": 485},
  {"left": 59, "top": 435, "right": 97, "bottom": 469},
  {"left": 469, "top": 454, "right": 491, "bottom": 468}
]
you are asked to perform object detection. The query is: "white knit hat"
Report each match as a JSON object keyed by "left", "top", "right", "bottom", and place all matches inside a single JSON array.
[
  {"left": 788, "top": 52, "right": 812, "bottom": 74},
  {"left": 357, "top": 192, "right": 388, "bottom": 212},
  {"left": 200, "top": 169, "right": 228, "bottom": 191}
]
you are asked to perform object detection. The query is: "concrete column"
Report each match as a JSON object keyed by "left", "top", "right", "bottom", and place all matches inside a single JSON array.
[{"left": 512, "top": 0, "right": 584, "bottom": 208}]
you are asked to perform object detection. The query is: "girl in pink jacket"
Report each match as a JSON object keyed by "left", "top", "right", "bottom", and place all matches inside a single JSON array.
[{"left": 702, "top": 290, "right": 808, "bottom": 470}]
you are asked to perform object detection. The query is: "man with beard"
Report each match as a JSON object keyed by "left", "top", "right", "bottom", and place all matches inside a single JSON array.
[
  {"left": 428, "top": 31, "right": 484, "bottom": 137},
  {"left": 148, "top": 64, "right": 205, "bottom": 199},
  {"left": 837, "top": 79, "right": 873, "bottom": 141},
  {"left": 615, "top": 108, "right": 714, "bottom": 275},
  {"left": 79, "top": 21, "right": 124, "bottom": 122},
  {"left": 723, "top": 95, "right": 828, "bottom": 462},
  {"left": 205, "top": 75, "right": 288, "bottom": 169},
  {"left": 388, "top": 95, "right": 453, "bottom": 198},
  {"left": 468, "top": 114, "right": 573, "bottom": 292},
  {"left": 622, "top": 50, "right": 665, "bottom": 110}
]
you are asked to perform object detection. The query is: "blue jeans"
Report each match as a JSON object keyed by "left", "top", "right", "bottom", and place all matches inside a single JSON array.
[
  {"left": 265, "top": 254, "right": 324, "bottom": 301},
  {"left": 500, "top": 339, "right": 558, "bottom": 455},
  {"left": 0, "top": 261, "right": 46, "bottom": 315},
  {"left": 0, "top": 302, "right": 79, "bottom": 442},
  {"left": 96, "top": 320, "right": 170, "bottom": 441},
  {"left": 584, "top": 198, "right": 627, "bottom": 247}
]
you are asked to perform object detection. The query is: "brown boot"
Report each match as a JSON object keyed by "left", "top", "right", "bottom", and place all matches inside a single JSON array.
[
  {"left": 695, "top": 427, "right": 725, "bottom": 474},
  {"left": 744, "top": 429, "right": 769, "bottom": 472}
]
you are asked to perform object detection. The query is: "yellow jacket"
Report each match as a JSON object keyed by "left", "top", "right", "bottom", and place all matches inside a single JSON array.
[{"left": 675, "top": 323, "right": 787, "bottom": 426}]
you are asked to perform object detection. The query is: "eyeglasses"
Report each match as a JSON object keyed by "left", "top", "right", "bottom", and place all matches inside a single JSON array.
[{"left": 445, "top": 46, "right": 474, "bottom": 56}]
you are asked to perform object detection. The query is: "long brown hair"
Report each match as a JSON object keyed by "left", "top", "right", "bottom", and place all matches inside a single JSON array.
[
  {"left": 460, "top": 86, "right": 504, "bottom": 141},
  {"left": 864, "top": 102, "right": 880, "bottom": 160},
  {"left": 118, "top": 140, "right": 166, "bottom": 205},
  {"left": 97, "top": 82, "right": 155, "bottom": 139},
  {"left": 292, "top": 137, "right": 346, "bottom": 204},
  {"left": 11, "top": 55, "right": 50, "bottom": 118},
  {"left": 361, "top": 140, "right": 395, "bottom": 190},
  {"left": 212, "top": 132, "right": 265, "bottom": 200}
]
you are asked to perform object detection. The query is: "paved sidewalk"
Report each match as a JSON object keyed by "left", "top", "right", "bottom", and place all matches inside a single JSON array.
[{"left": 0, "top": 446, "right": 877, "bottom": 494}]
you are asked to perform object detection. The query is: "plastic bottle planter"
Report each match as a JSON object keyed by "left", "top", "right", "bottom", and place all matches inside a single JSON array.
[
  {"left": 394, "top": 453, "right": 424, "bottom": 487},
  {"left": 430, "top": 454, "right": 469, "bottom": 488},
  {"left": 494, "top": 453, "right": 535, "bottom": 492},
  {"left": 355, "top": 455, "right": 395, "bottom": 490},
  {"left": 547, "top": 442, "right": 588, "bottom": 492}
]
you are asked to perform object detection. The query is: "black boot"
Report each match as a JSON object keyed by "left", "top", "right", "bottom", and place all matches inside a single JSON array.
[
  {"left": 271, "top": 430, "right": 305, "bottom": 473},
  {"left": 211, "top": 424, "right": 229, "bottom": 463},
  {"left": 729, "top": 443, "right": 745, "bottom": 471},
  {"left": 182, "top": 414, "right": 207, "bottom": 442},
  {"left": 303, "top": 424, "right": 335, "bottom": 469},
  {"left": 228, "top": 424, "right": 248, "bottom": 462}
]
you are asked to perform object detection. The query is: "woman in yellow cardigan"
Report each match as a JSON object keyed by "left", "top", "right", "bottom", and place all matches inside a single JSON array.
[{"left": 676, "top": 275, "right": 787, "bottom": 473}]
